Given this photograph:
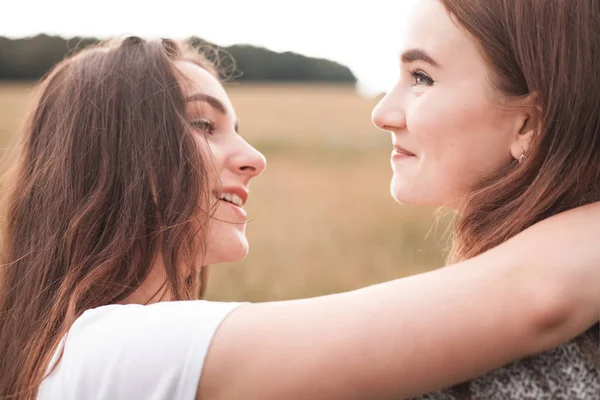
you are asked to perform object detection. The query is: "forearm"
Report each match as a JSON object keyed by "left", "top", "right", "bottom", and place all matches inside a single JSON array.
[
  {"left": 358, "top": 201, "right": 600, "bottom": 397},
  {"left": 367, "top": 201, "right": 600, "bottom": 397},
  {"left": 208, "top": 256, "right": 585, "bottom": 400},
  {"left": 487, "top": 201, "right": 600, "bottom": 354},
  {"left": 330, "top": 252, "right": 568, "bottom": 398}
]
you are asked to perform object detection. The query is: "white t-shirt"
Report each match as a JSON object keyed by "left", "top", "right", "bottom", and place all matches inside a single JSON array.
[{"left": 37, "top": 300, "right": 244, "bottom": 400}]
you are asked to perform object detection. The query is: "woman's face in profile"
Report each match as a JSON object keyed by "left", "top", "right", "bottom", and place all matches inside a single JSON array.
[
  {"left": 176, "top": 61, "right": 266, "bottom": 266},
  {"left": 372, "top": 0, "right": 527, "bottom": 208}
]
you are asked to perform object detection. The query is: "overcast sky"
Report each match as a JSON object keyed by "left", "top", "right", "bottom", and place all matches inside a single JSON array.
[{"left": 2, "top": 0, "right": 419, "bottom": 94}]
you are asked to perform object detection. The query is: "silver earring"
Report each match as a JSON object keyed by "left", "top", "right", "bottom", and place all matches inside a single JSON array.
[{"left": 519, "top": 147, "right": 527, "bottom": 164}]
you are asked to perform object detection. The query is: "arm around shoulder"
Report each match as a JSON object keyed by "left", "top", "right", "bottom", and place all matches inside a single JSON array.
[{"left": 198, "top": 202, "right": 600, "bottom": 400}]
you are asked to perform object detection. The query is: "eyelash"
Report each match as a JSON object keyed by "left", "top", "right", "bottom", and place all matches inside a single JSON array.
[
  {"left": 410, "top": 70, "right": 435, "bottom": 86},
  {"left": 190, "top": 118, "right": 216, "bottom": 135}
]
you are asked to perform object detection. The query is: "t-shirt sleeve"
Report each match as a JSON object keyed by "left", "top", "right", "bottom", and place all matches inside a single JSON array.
[{"left": 42, "top": 300, "right": 244, "bottom": 400}]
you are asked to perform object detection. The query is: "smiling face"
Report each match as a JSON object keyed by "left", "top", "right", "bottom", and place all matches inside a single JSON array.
[
  {"left": 371, "top": 0, "right": 531, "bottom": 208},
  {"left": 176, "top": 61, "right": 266, "bottom": 265}
]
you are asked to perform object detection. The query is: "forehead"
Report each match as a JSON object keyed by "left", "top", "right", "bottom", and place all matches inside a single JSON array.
[
  {"left": 175, "top": 60, "right": 235, "bottom": 113},
  {"left": 402, "top": 0, "right": 485, "bottom": 72}
]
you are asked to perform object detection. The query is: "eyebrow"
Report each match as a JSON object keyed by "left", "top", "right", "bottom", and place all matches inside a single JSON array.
[
  {"left": 185, "top": 93, "right": 239, "bottom": 133},
  {"left": 400, "top": 48, "right": 441, "bottom": 68},
  {"left": 185, "top": 93, "right": 227, "bottom": 115}
]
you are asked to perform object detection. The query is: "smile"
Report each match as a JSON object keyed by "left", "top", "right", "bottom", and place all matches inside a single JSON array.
[
  {"left": 214, "top": 187, "right": 249, "bottom": 220},
  {"left": 392, "top": 144, "right": 416, "bottom": 157},
  {"left": 219, "top": 192, "right": 244, "bottom": 207}
]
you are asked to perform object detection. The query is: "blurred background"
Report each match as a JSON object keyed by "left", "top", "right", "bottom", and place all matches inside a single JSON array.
[{"left": 0, "top": 0, "right": 452, "bottom": 302}]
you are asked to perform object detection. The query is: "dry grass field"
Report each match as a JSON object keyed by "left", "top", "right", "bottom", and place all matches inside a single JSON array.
[{"left": 0, "top": 82, "right": 451, "bottom": 302}]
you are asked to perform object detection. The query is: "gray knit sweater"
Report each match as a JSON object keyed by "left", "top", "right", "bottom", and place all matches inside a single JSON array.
[{"left": 413, "top": 328, "right": 600, "bottom": 400}]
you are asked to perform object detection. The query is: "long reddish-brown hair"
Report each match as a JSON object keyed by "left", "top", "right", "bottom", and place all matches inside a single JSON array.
[
  {"left": 0, "top": 37, "right": 219, "bottom": 399},
  {"left": 440, "top": 0, "right": 599, "bottom": 396},
  {"left": 443, "top": 0, "right": 600, "bottom": 261}
]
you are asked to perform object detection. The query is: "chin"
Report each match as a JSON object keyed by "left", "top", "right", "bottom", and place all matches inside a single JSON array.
[
  {"left": 391, "top": 192, "right": 421, "bottom": 205},
  {"left": 225, "top": 238, "right": 250, "bottom": 262},
  {"left": 390, "top": 178, "right": 420, "bottom": 205},
  {"left": 391, "top": 179, "right": 460, "bottom": 209},
  {"left": 390, "top": 178, "right": 442, "bottom": 207},
  {"left": 203, "top": 227, "right": 250, "bottom": 265},
  {"left": 229, "top": 228, "right": 250, "bottom": 260}
]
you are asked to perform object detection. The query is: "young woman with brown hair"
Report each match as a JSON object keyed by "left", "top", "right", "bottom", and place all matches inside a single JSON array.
[{"left": 372, "top": 0, "right": 600, "bottom": 397}]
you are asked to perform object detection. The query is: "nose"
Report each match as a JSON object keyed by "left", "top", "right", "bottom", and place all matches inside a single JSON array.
[
  {"left": 230, "top": 137, "right": 267, "bottom": 179},
  {"left": 371, "top": 84, "right": 406, "bottom": 132}
]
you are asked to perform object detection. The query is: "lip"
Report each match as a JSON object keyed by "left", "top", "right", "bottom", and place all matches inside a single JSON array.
[
  {"left": 392, "top": 143, "right": 417, "bottom": 159},
  {"left": 214, "top": 186, "right": 249, "bottom": 220},
  {"left": 216, "top": 186, "right": 249, "bottom": 206},
  {"left": 219, "top": 199, "right": 248, "bottom": 220}
]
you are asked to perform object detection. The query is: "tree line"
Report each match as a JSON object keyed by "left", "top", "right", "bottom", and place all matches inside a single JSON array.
[{"left": 0, "top": 34, "right": 357, "bottom": 83}]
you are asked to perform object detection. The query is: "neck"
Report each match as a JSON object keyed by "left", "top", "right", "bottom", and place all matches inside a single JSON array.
[{"left": 120, "top": 261, "right": 172, "bottom": 305}]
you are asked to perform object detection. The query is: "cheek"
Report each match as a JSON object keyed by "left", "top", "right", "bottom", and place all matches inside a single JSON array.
[
  {"left": 406, "top": 96, "right": 474, "bottom": 191},
  {"left": 406, "top": 93, "right": 513, "bottom": 202},
  {"left": 194, "top": 134, "right": 226, "bottom": 173}
]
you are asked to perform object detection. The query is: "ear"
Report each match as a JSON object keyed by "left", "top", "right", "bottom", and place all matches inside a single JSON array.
[{"left": 509, "top": 94, "right": 541, "bottom": 162}]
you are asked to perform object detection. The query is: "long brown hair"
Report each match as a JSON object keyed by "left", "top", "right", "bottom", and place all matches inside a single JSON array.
[
  {"left": 0, "top": 37, "right": 219, "bottom": 399},
  {"left": 442, "top": 0, "right": 600, "bottom": 262},
  {"left": 439, "top": 0, "right": 600, "bottom": 396}
]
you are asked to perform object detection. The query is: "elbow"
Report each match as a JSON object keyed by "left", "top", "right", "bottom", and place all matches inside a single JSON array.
[{"left": 524, "top": 278, "right": 580, "bottom": 354}]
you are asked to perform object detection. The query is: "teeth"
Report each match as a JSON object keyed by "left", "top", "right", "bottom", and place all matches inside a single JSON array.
[{"left": 219, "top": 192, "right": 243, "bottom": 207}]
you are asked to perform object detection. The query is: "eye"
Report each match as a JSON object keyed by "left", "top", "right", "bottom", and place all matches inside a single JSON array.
[
  {"left": 410, "top": 70, "right": 435, "bottom": 86},
  {"left": 190, "top": 118, "right": 216, "bottom": 135}
]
